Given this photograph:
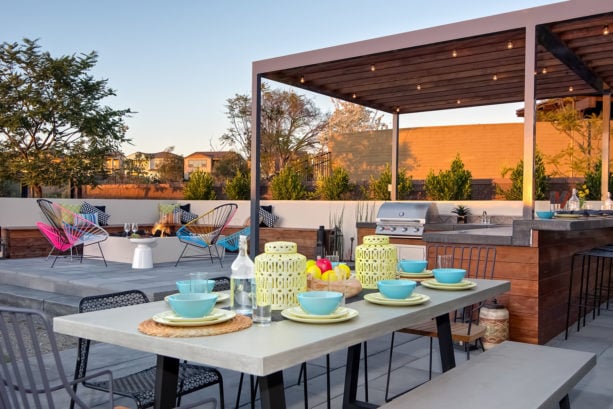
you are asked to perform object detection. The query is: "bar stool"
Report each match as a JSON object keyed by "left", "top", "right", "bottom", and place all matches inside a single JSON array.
[{"left": 565, "top": 248, "right": 613, "bottom": 339}]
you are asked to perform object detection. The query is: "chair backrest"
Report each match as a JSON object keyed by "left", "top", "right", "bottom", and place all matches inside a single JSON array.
[
  {"left": 36, "top": 222, "right": 72, "bottom": 252},
  {"left": 0, "top": 306, "right": 94, "bottom": 409},
  {"left": 37, "top": 199, "right": 65, "bottom": 232},
  {"left": 180, "top": 203, "right": 238, "bottom": 245},
  {"left": 427, "top": 244, "right": 496, "bottom": 280},
  {"left": 73, "top": 290, "right": 149, "bottom": 382}
]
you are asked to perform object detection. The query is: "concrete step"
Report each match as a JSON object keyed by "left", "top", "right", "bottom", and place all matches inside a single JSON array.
[{"left": 0, "top": 283, "right": 80, "bottom": 317}]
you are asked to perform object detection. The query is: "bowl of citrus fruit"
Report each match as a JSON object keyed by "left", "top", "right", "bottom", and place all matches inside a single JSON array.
[{"left": 306, "top": 258, "right": 362, "bottom": 297}]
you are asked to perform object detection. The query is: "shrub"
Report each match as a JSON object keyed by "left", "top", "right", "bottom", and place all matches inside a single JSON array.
[
  {"left": 424, "top": 154, "right": 472, "bottom": 200},
  {"left": 183, "top": 171, "right": 216, "bottom": 200},
  {"left": 316, "top": 166, "right": 352, "bottom": 200},
  {"left": 224, "top": 170, "right": 250, "bottom": 200},
  {"left": 367, "top": 163, "right": 413, "bottom": 200},
  {"left": 270, "top": 167, "right": 307, "bottom": 200},
  {"left": 582, "top": 159, "right": 613, "bottom": 200},
  {"left": 498, "top": 151, "right": 548, "bottom": 200}
]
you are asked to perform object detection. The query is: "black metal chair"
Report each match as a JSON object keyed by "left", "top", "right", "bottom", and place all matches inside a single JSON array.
[
  {"left": 0, "top": 305, "right": 123, "bottom": 409},
  {"left": 70, "top": 290, "right": 225, "bottom": 409},
  {"left": 384, "top": 244, "right": 496, "bottom": 401}
]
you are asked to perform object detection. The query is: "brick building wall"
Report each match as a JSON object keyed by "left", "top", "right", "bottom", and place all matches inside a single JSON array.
[{"left": 330, "top": 122, "right": 598, "bottom": 182}]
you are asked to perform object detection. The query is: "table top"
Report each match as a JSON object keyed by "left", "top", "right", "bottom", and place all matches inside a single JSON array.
[{"left": 54, "top": 279, "right": 510, "bottom": 377}]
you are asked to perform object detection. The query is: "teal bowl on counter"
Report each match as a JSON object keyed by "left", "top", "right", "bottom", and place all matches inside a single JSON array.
[
  {"left": 377, "top": 279, "right": 417, "bottom": 299},
  {"left": 536, "top": 211, "right": 555, "bottom": 219},
  {"left": 176, "top": 279, "right": 216, "bottom": 294},
  {"left": 167, "top": 293, "right": 218, "bottom": 318}
]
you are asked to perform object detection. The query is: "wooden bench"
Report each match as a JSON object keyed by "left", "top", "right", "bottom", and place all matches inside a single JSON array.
[{"left": 381, "top": 341, "right": 596, "bottom": 409}]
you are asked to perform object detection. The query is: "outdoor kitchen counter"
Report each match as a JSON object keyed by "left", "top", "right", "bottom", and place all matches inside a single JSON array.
[{"left": 358, "top": 217, "right": 613, "bottom": 344}]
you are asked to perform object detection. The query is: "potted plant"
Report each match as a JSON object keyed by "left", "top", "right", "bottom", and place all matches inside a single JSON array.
[{"left": 451, "top": 205, "right": 471, "bottom": 224}]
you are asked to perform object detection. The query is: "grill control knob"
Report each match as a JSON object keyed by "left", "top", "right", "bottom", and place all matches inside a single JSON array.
[
  {"left": 390, "top": 226, "right": 396, "bottom": 232},
  {"left": 413, "top": 226, "right": 420, "bottom": 232},
  {"left": 401, "top": 227, "right": 408, "bottom": 232}
]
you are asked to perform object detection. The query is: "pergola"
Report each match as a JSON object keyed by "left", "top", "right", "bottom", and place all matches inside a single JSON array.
[{"left": 248, "top": 0, "right": 613, "bottom": 254}]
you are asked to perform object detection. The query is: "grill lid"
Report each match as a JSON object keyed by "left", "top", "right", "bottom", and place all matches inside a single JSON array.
[{"left": 375, "top": 202, "right": 433, "bottom": 236}]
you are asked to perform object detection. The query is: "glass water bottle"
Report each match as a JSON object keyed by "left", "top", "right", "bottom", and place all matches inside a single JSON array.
[
  {"left": 568, "top": 188, "right": 580, "bottom": 211},
  {"left": 230, "top": 235, "right": 255, "bottom": 315}
]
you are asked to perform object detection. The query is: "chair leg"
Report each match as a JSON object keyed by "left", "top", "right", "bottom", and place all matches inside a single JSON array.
[
  {"left": 175, "top": 244, "right": 189, "bottom": 267},
  {"left": 97, "top": 242, "right": 107, "bottom": 267}
]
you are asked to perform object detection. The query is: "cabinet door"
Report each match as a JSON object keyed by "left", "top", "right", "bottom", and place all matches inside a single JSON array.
[{"left": 394, "top": 244, "right": 426, "bottom": 260}]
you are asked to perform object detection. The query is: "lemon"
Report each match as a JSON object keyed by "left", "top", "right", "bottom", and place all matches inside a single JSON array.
[
  {"left": 306, "top": 259, "right": 317, "bottom": 268},
  {"left": 321, "top": 270, "right": 338, "bottom": 281},
  {"left": 306, "top": 265, "right": 322, "bottom": 280},
  {"left": 337, "top": 263, "right": 351, "bottom": 279}
]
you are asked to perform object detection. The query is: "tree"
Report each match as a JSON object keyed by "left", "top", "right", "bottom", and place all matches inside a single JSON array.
[
  {"left": 367, "top": 163, "right": 413, "bottom": 200},
  {"left": 220, "top": 83, "right": 328, "bottom": 178},
  {"left": 498, "top": 151, "right": 549, "bottom": 200},
  {"left": 319, "top": 99, "right": 387, "bottom": 149},
  {"left": 212, "top": 151, "right": 248, "bottom": 182},
  {"left": 424, "top": 154, "right": 472, "bottom": 200},
  {"left": 156, "top": 146, "right": 184, "bottom": 182},
  {"left": 224, "top": 169, "right": 250, "bottom": 200},
  {"left": 183, "top": 170, "right": 216, "bottom": 200},
  {"left": 270, "top": 167, "right": 307, "bottom": 200},
  {"left": 0, "top": 39, "right": 132, "bottom": 197},
  {"left": 538, "top": 97, "right": 602, "bottom": 177},
  {"left": 315, "top": 166, "right": 352, "bottom": 200}
]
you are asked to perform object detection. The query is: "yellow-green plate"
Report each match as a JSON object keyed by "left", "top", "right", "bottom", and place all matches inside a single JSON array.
[
  {"left": 152, "top": 309, "right": 236, "bottom": 327},
  {"left": 554, "top": 213, "right": 581, "bottom": 218},
  {"left": 164, "top": 292, "right": 229, "bottom": 303},
  {"left": 398, "top": 270, "right": 434, "bottom": 279},
  {"left": 421, "top": 279, "right": 477, "bottom": 290},
  {"left": 285, "top": 306, "right": 349, "bottom": 320},
  {"left": 364, "top": 292, "right": 431, "bottom": 306},
  {"left": 281, "top": 307, "right": 358, "bottom": 324}
]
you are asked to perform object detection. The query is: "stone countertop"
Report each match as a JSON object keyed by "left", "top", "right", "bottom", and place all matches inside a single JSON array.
[{"left": 423, "top": 216, "right": 613, "bottom": 247}]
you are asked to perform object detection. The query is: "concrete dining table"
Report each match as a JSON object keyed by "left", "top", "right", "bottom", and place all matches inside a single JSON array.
[{"left": 53, "top": 279, "right": 510, "bottom": 409}]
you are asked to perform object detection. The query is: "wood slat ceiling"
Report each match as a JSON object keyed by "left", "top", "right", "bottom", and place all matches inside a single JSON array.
[{"left": 262, "top": 12, "right": 613, "bottom": 114}]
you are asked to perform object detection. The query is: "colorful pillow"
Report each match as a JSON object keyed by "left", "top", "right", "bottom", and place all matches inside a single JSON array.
[
  {"left": 75, "top": 212, "right": 99, "bottom": 226},
  {"left": 180, "top": 209, "right": 199, "bottom": 224},
  {"left": 81, "top": 202, "right": 110, "bottom": 226},
  {"left": 59, "top": 203, "right": 82, "bottom": 224},
  {"left": 259, "top": 206, "right": 279, "bottom": 227}
]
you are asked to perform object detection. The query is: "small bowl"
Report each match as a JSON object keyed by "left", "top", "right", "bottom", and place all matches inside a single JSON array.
[
  {"left": 536, "top": 211, "right": 555, "bottom": 219},
  {"left": 176, "top": 279, "right": 215, "bottom": 294},
  {"left": 167, "top": 293, "right": 218, "bottom": 318},
  {"left": 377, "top": 279, "right": 417, "bottom": 299},
  {"left": 298, "top": 291, "right": 343, "bottom": 315},
  {"left": 398, "top": 259, "right": 428, "bottom": 273},
  {"left": 433, "top": 268, "right": 466, "bottom": 284}
]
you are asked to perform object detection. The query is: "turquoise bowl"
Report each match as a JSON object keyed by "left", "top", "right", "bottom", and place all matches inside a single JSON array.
[
  {"left": 536, "top": 211, "right": 555, "bottom": 219},
  {"left": 377, "top": 279, "right": 417, "bottom": 299},
  {"left": 433, "top": 268, "right": 466, "bottom": 284},
  {"left": 167, "top": 293, "right": 218, "bottom": 318},
  {"left": 176, "top": 279, "right": 215, "bottom": 294},
  {"left": 298, "top": 291, "right": 342, "bottom": 315},
  {"left": 398, "top": 259, "right": 427, "bottom": 273}
]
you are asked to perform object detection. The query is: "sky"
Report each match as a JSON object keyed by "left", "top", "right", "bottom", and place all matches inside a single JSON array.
[{"left": 3, "top": 0, "right": 563, "bottom": 156}]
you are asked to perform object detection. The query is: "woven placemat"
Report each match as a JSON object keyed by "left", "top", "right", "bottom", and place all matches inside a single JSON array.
[{"left": 138, "top": 314, "right": 252, "bottom": 338}]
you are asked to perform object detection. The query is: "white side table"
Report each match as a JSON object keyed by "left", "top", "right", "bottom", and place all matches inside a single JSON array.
[{"left": 129, "top": 237, "right": 157, "bottom": 269}]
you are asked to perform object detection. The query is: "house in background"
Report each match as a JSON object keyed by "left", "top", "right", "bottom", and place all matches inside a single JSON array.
[{"left": 184, "top": 151, "right": 227, "bottom": 179}]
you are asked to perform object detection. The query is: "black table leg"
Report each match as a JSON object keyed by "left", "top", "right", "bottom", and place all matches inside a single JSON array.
[
  {"left": 436, "top": 313, "right": 456, "bottom": 372},
  {"left": 259, "top": 371, "right": 286, "bottom": 409},
  {"left": 342, "top": 344, "right": 376, "bottom": 409},
  {"left": 155, "top": 355, "right": 179, "bottom": 409}
]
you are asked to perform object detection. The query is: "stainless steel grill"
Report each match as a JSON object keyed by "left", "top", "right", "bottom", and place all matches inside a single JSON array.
[{"left": 375, "top": 202, "right": 433, "bottom": 237}]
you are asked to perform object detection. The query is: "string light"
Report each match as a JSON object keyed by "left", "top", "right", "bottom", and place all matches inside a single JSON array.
[
  {"left": 568, "top": 85, "right": 574, "bottom": 92},
  {"left": 542, "top": 67, "right": 548, "bottom": 74},
  {"left": 352, "top": 93, "right": 357, "bottom": 99},
  {"left": 452, "top": 49, "right": 458, "bottom": 57},
  {"left": 395, "top": 107, "right": 401, "bottom": 113},
  {"left": 416, "top": 84, "right": 421, "bottom": 90},
  {"left": 299, "top": 76, "right": 305, "bottom": 84},
  {"left": 604, "top": 25, "right": 610, "bottom": 35},
  {"left": 492, "top": 74, "right": 498, "bottom": 81},
  {"left": 507, "top": 40, "right": 514, "bottom": 49},
  {"left": 370, "top": 64, "right": 376, "bottom": 72},
  {"left": 456, "top": 99, "right": 461, "bottom": 104}
]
